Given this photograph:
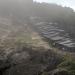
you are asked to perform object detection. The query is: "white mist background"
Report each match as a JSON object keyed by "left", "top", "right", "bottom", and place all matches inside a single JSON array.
[{"left": 34, "top": 0, "right": 75, "bottom": 11}]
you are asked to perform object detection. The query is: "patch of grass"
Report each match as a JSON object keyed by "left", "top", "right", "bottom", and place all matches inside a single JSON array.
[{"left": 57, "top": 54, "right": 75, "bottom": 75}]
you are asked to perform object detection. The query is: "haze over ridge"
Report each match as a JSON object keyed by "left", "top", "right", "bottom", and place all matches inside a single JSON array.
[{"left": 34, "top": 0, "right": 75, "bottom": 11}]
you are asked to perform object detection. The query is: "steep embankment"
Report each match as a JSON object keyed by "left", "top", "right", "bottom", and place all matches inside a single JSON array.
[
  {"left": 0, "top": 17, "right": 62, "bottom": 75},
  {"left": 0, "top": 17, "right": 74, "bottom": 75}
]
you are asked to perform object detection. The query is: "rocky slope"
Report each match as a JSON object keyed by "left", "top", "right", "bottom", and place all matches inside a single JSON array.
[{"left": 0, "top": 17, "right": 61, "bottom": 75}]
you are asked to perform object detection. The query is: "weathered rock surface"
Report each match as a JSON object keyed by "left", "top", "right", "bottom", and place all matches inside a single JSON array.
[{"left": 0, "top": 45, "right": 62, "bottom": 75}]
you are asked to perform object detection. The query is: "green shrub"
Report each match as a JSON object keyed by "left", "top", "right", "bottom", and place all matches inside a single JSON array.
[{"left": 57, "top": 60, "right": 75, "bottom": 75}]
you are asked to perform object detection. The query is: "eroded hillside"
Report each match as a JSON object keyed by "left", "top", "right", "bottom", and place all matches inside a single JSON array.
[
  {"left": 0, "top": 0, "right": 75, "bottom": 75},
  {"left": 0, "top": 17, "right": 55, "bottom": 75}
]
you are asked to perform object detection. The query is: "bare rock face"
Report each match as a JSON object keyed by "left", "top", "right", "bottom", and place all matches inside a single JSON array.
[
  {"left": 0, "top": 44, "right": 62, "bottom": 75},
  {"left": 0, "top": 46, "right": 30, "bottom": 75},
  {"left": 4, "top": 63, "right": 42, "bottom": 75},
  {"left": 9, "top": 51, "right": 30, "bottom": 64}
]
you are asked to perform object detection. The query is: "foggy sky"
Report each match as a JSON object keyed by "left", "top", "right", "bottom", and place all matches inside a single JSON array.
[{"left": 34, "top": 0, "right": 75, "bottom": 10}]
